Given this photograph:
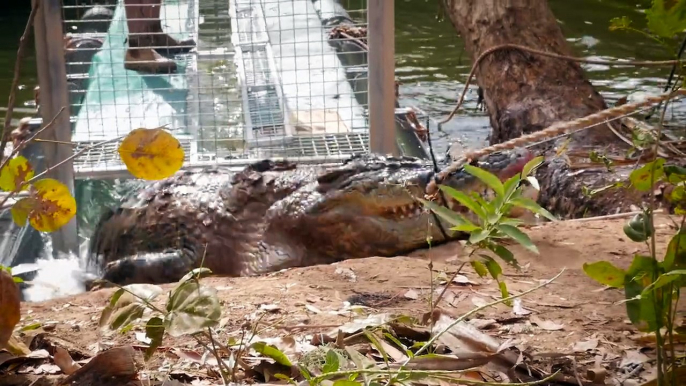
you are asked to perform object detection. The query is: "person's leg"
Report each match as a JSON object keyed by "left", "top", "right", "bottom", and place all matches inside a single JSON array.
[{"left": 123, "top": 0, "right": 196, "bottom": 73}]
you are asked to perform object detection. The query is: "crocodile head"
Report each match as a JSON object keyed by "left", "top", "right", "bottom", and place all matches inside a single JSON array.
[{"left": 265, "top": 148, "right": 537, "bottom": 262}]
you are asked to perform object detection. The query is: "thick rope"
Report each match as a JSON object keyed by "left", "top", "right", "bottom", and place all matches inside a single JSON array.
[{"left": 426, "top": 88, "right": 686, "bottom": 195}]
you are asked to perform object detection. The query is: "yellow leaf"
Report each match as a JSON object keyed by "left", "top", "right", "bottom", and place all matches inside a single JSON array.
[
  {"left": 118, "top": 127, "right": 185, "bottom": 180},
  {"left": 0, "top": 156, "right": 34, "bottom": 192},
  {"left": 10, "top": 198, "right": 31, "bottom": 227},
  {"left": 10, "top": 178, "right": 77, "bottom": 232},
  {"left": 0, "top": 269, "right": 20, "bottom": 348}
]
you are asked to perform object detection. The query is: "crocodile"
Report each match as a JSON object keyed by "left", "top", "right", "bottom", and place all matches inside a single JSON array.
[{"left": 86, "top": 149, "right": 536, "bottom": 286}]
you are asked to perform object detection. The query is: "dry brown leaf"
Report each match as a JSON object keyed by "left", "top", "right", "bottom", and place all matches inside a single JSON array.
[{"left": 54, "top": 346, "right": 81, "bottom": 375}]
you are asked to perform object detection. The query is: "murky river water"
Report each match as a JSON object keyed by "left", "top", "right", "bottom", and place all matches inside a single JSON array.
[
  {"left": 0, "top": 0, "right": 676, "bottom": 151},
  {"left": 0, "top": 0, "right": 681, "bottom": 300}
]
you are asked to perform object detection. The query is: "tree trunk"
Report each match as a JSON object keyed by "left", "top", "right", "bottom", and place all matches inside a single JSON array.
[{"left": 441, "top": 0, "right": 667, "bottom": 218}]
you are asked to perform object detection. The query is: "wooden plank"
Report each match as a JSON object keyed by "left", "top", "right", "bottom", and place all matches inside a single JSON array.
[
  {"left": 32, "top": 0, "right": 78, "bottom": 256},
  {"left": 367, "top": 0, "right": 396, "bottom": 155}
]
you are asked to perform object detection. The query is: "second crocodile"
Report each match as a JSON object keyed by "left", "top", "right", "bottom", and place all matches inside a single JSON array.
[{"left": 87, "top": 149, "right": 536, "bottom": 285}]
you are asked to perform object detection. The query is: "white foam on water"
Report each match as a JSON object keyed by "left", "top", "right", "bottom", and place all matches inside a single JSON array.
[{"left": 21, "top": 236, "right": 90, "bottom": 303}]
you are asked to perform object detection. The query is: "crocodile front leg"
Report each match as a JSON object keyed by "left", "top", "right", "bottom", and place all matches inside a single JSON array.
[{"left": 99, "top": 249, "right": 196, "bottom": 285}]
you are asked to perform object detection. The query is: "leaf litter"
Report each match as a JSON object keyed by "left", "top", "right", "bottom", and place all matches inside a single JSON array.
[{"left": 2, "top": 217, "right": 684, "bottom": 385}]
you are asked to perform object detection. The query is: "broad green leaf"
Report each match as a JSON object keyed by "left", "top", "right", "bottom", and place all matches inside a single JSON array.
[
  {"left": 664, "top": 233, "right": 686, "bottom": 270},
  {"left": 521, "top": 156, "right": 544, "bottom": 178},
  {"left": 471, "top": 260, "right": 488, "bottom": 278},
  {"left": 502, "top": 174, "right": 522, "bottom": 199},
  {"left": 509, "top": 197, "right": 557, "bottom": 221},
  {"left": 646, "top": 0, "right": 686, "bottom": 38},
  {"left": 323, "top": 349, "right": 341, "bottom": 374},
  {"left": 252, "top": 341, "right": 293, "bottom": 367},
  {"left": 418, "top": 198, "right": 476, "bottom": 229},
  {"left": 623, "top": 255, "right": 663, "bottom": 332},
  {"left": 450, "top": 223, "right": 481, "bottom": 233},
  {"left": 177, "top": 267, "right": 213, "bottom": 286},
  {"left": 629, "top": 158, "right": 665, "bottom": 192},
  {"left": 469, "top": 228, "right": 491, "bottom": 244},
  {"left": 582, "top": 261, "right": 626, "bottom": 288},
  {"left": 642, "top": 270, "right": 686, "bottom": 294},
  {"left": 464, "top": 164, "right": 505, "bottom": 197},
  {"left": 438, "top": 185, "right": 487, "bottom": 220},
  {"left": 99, "top": 284, "right": 162, "bottom": 329},
  {"left": 665, "top": 165, "right": 686, "bottom": 184},
  {"left": 109, "top": 303, "right": 145, "bottom": 331},
  {"left": 165, "top": 281, "right": 221, "bottom": 337},
  {"left": 496, "top": 224, "right": 539, "bottom": 254},
  {"left": 144, "top": 317, "right": 165, "bottom": 361}
]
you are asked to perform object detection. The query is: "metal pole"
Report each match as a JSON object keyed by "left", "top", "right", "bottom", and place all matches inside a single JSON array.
[
  {"left": 32, "top": 0, "right": 78, "bottom": 256},
  {"left": 367, "top": 0, "right": 397, "bottom": 155}
]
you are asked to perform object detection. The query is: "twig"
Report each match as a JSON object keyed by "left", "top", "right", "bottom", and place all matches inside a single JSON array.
[
  {"left": 566, "top": 209, "right": 666, "bottom": 222},
  {"left": 0, "top": 134, "right": 123, "bottom": 212},
  {"left": 311, "top": 367, "right": 561, "bottom": 386},
  {"left": 406, "top": 268, "right": 565, "bottom": 361},
  {"left": 431, "top": 261, "right": 466, "bottom": 313},
  {"left": 0, "top": 107, "right": 65, "bottom": 174},
  {"left": 0, "top": 2, "right": 39, "bottom": 159},
  {"left": 439, "top": 43, "right": 681, "bottom": 127}
]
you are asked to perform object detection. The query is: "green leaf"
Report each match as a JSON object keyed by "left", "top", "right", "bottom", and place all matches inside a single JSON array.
[
  {"left": 251, "top": 341, "right": 293, "bottom": 367},
  {"left": 485, "top": 242, "right": 519, "bottom": 267},
  {"left": 165, "top": 281, "right": 221, "bottom": 337},
  {"left": 144, "top": 317, "right": 165, "bottom": 361},
  {"left": 333, "top": 381, "right": 362, "bottom": 386},
  {"left": 438, "top": 185, "right": 487, "bottom": 220},
  {"left": 502, "top": 174, "right": 522, "bottom": 199},
  {"left": 629, "top": 159, "right": 665, "bottom": 191},
  {"left": 498, "top": 280, "right": 510, "bottom": 301},
  {"left": 496, "top": 224, "right": 539, "bottom": 254},
  {"left": 642, "top": 270, "right": 686, "bottom": 295},
  {"left": 464, "top": 164, "right": 505, "bottom": 197},
  {"left": 468, "top": 228, "right": 491, "bottom": 244},
  {"left": 177, "top": 267, "right": 213, "bottom": 285},
  {"left": 109, "top": 303, "right": 145, "bottom": 330},
  {"left": 471, "top": 260, "right": 489, "bottom": 278},
  {"left": 582, "top": 261, "right": 626, "bottom": 288},
  {"left": 484, "top": 257, "right": 503, "bottom": 279},
  {"left": 509, "top": 197, "right": 557, "bottom": 221},
  {"left": 521, "top": 156, "right": 544, "bottom": 178},
  {"left": 609, "top": 16, "right": 632, "bottom": 31},
  {"left": 99, "top": 284, "right": 162, "bottom": 330},
  {"left": 323, "top": 349, "right": 341, "bottom": 373},
  {"left": 664, "top": 232, "right": 686, "bottom": 270},
  {"left": 646, "top": 0, "right": 686, "bottom": 38},
  {"left": 624, "top": 255, "right": 662, "bottom": 332},
  {"left": 418, "top": 198, "right": 476, "bottom": 230},
  {"left": 19, "top": 322, "right": 42, "bottom": 332},
  {"left": 665, "top": 165, "right": 686, "bottom": 183}
]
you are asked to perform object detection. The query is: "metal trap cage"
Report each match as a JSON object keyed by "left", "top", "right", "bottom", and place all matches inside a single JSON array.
[{"left": 48, "top": 0, "right": 427, "bottom": 179}]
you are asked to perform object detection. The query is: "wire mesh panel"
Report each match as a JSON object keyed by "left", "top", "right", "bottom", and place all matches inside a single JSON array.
[{"left": 58, "top": 0, "right": 397, "bottom": 179}]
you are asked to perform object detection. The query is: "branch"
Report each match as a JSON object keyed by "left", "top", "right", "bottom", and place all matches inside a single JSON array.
[
  {"left": 0, "top": 2, "right": 39, "bottom": 159},
  {"left": 0, "top": 134, "right": 123, "bottom": 211}
]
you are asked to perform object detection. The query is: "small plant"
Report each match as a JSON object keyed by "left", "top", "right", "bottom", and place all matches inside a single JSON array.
[
  {"left": 584, "top": 157, "right": 686, "bottom": 385},
  {"left": 420, "top": 155, "right": 556, "bottom": 302}
]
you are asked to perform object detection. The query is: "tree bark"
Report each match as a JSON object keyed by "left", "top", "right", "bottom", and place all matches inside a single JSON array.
[{"left": 441, "top": 0, "right": 670, "bottom": 218}]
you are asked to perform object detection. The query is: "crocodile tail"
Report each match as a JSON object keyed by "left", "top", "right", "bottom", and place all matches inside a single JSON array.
[{"left": 86, "top": 207, "right": 118, "bottom": 273}]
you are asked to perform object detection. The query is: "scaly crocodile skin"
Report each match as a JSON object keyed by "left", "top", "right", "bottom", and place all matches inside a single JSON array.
[{"left": 87, "top": 149, "right": 535, "bottom": 285}]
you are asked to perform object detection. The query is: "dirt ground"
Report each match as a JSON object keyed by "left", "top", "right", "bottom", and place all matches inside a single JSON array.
[{"left": 3, "top": 215, "right": 686, "bottom": 385}]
